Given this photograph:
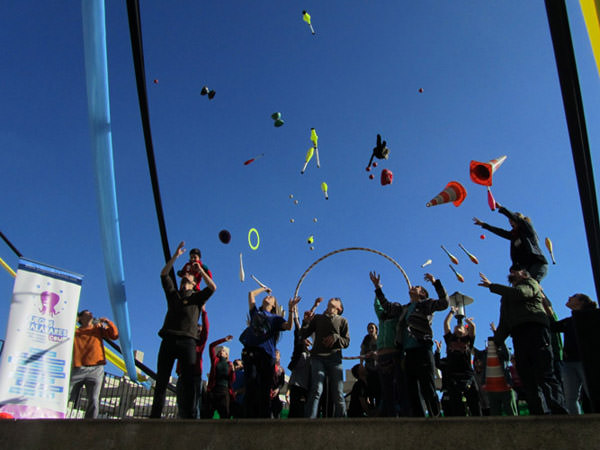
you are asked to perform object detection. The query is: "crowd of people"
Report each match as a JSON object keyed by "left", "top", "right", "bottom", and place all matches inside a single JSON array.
[{"left": 70, "top": 203, "right": 598, "bottom": 419}]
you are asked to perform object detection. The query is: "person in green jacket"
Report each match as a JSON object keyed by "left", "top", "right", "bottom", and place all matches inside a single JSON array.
[
  {"left": 373, "top": 295, "right": 407, "bottom": 416},
  {"left": 479, "top": 269, "right": 567, "bottom": 415}
]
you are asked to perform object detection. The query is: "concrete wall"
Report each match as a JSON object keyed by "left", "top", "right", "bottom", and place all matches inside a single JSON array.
[{"left": 1, "top": 415, "right": 599, "bottom": 450}]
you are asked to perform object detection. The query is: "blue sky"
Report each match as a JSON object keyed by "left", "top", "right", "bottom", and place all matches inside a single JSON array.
[{"left": 1, "top": 1, "right": 599, "bottom": 378}]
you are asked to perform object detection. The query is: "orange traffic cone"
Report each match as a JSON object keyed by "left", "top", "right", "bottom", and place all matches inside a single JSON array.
[
  {"left": 482, "top": 339, "right": 511, "bottom": 393},
  {"left": 469, "top": 155, "right": 507, "bottom": 186},
  {"left": 426, "top": 181, "right": 467, "bottom": 207}
]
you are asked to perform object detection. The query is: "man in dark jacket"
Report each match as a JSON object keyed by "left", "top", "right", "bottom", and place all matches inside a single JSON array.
[
  {"left": 473, "top": 204, "right": 548, "bottom": 282},
  {"left": 370, "top": 272, "right": 448, "bottom": 417},
  {"left": 479, "top": 269, "right": 567, "bottom": 415},
  {"left": 150, "top": 241, "right": 217, "bottom": 419}
]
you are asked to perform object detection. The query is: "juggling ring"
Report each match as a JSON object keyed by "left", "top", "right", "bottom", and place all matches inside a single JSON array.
[
  {"left": 248, "top": 228, "right": 260, "bottom": 250},
  {"left": 293, "top": 247, "right": 412, "bottom": 299}
]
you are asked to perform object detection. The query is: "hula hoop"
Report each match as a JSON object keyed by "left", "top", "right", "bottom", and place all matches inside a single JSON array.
[
  {"left": 293, "top": 247, "right": 412, "bottom": 299},
  {"left": 248, "top": 228, "right": 260, "bottom": 250}
]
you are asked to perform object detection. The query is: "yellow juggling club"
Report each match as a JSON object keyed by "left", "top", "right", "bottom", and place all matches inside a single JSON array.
[
  {"left": 321, "top": 181, "right": 329, "bottom": 200},
  {"left": 302, "top": 10, "right": 315, "bottom": 35},
  {"left": 301, "top": 147, "right": 314, "bottom": 174}
]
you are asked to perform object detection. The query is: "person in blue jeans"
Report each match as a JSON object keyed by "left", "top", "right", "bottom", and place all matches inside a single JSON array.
[{"left": 301, "top": 297, "right": 350, "bottom": 418}]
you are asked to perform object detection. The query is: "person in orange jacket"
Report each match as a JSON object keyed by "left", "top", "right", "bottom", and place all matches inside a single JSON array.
[{"left": 70, "top": 310, "right": 118, "bottom": 418}]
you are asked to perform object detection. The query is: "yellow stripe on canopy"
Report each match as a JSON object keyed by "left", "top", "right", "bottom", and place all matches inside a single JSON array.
[
  {"left": 104, "top": 345, "right": 148, "bottom": 382},
  {"left": 580, "top": 0, "right": 600, "bottom": 77},
  {"left": 0, "top": 256, "right": 16, "bottom": 278}
]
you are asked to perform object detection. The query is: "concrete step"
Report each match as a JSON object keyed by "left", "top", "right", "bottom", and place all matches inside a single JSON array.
[{"left": 1, "top": 415, "right": 599, "bottom": 450}]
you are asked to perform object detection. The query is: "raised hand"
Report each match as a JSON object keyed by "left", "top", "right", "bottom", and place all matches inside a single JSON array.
[
  {"left": 478, "top": 272, "right": 491, "bottom": 287},
  {"left": 310, "top": 297, "right": 323, "bottom": 314},
  {"left": 176, "top": 241, "right": 186, "bottom": 255},
  {"left": 369, "top": 271, "right": 381, "bottom": 287},
  {"left": 289, "top": 297, "right": 301, "bottom": 311},
  {"left": 424, "top": 273, "right": 436, "bottom": 284}
]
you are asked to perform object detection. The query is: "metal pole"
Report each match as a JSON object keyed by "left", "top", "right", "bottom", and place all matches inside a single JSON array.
[{"left": 544, "top": 0, "right": 600, "bottom": 300}]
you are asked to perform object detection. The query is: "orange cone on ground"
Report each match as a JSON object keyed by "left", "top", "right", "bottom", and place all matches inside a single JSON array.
[
  {"left": 469, "top": 155, "right": 507, "bottom": 186},
  {"left": 483, "top": 339, "right": 511, "bottom": 392},
  {"left": 426, "top": 181, "right": 467, "bottom": 207}
]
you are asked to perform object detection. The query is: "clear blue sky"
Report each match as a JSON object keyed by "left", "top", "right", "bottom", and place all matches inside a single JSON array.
[{"left": 1, "top": 1, "right": 599, "bottom": 378}]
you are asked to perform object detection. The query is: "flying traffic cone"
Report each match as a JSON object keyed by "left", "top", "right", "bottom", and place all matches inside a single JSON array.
[
  {"left": 483, "top": 338, "right": 511, "bottom": 393},
  {"left": 469, "top": 155, "right": 507, "bottom": 186},
  {"left": 426, "top": 181, "right": 467, "bottom": 207}
]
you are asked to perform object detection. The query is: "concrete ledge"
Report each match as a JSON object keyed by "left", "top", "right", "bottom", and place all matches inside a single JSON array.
[{"left": 1, "top": 415, "right": 599, "bottom": 450}]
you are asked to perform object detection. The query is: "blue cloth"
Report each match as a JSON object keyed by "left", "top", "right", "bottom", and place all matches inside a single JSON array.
[
  {"left": 232, "top": 369, "right": 245, "bottom": 405},
  {"left": 239, "top": 306, "right": 285, "bottom": 359},
  {"left": 81, "top": 0, "right": 137, "bottom": 381}
]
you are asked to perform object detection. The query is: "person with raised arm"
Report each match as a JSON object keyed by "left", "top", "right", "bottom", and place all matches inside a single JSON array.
[
  {"left": 439, "top": 307, "right": 481, "bottom": 416},
  {"left": 370, "top": 271, "right": 448, "bottom": 417},
  {"left": 301, "top": 297, "right": 350, "bottom": 418},
  {"left": 207, "top": 335, "right": 235, "bottom": 419},
  {"left": 479, "top": 269, "right": 567, "bottom": 415},
  {"left": 239, "top": 286, "right": 298, "bottom": 418},
  {"left": 150, "top": 241, "right": 216, "bottom": 419},
  {"left": 473, "top": 204, "right": 548, "bottom": 282},
  {"left": 70, "top": 310, "right": 118, "bottom": 418}
]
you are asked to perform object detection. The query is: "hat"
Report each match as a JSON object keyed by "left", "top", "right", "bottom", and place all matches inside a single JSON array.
[{"left": 190, "top": 248, "right": 201, "bottom": 258}]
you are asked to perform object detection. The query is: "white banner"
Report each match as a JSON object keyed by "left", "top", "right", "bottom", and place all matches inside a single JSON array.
[{"left": 0, "top": 258, "right": 82, "bottom": 418}]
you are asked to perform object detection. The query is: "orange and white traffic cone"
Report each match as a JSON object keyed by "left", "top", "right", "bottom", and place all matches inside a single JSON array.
[
  {"left": 426, "top": 181, "right": 467, "bottom": 207},
  {"left": 483, "top": 339, "right": 511, "bottom": 393},
  {"left": 469, "top": 155, "right": 507, "bottom": 186}
]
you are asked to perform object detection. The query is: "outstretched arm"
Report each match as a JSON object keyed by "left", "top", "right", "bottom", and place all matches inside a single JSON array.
[
  {"left": 497, "top": 205, "right": 518, "bottom": 222},
  {"left": 248, "top": 286, "right": 270, "bottom": 310},
  {"left": 425, "top": 273, "right": 449, "bottom": 311},
  {"left": 309, "top": 297, "right": 323, "bottom": 315},
  {"left": 370, "top": 271, "right": 404, "bottom": 316},
  {"left": 465, "top": 317, "right": 476, "bottom": 337},
  {"left": 195, "top": 263, "right": 216, "bottom": 292},
  {"left": 282, "top": 297, "right": 301, "bottom": 331},
  {"left": 161, "top": 241, "right": 185, "bottom": 276},
  {"left": 443, "top": 308, "right": 454, "bottom": 335},
  {"left": 209, "top": 335, "right": 233, "bottom": 362}
]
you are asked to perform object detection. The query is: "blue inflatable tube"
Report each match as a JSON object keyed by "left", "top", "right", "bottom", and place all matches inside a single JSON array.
[{"left": 81, "top": 0, "right": 138, "bottom": 382}]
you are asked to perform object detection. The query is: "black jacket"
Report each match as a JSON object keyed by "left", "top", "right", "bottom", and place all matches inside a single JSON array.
[{"left": 481, "top": 206, "right": 547, "bottom": 270}]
